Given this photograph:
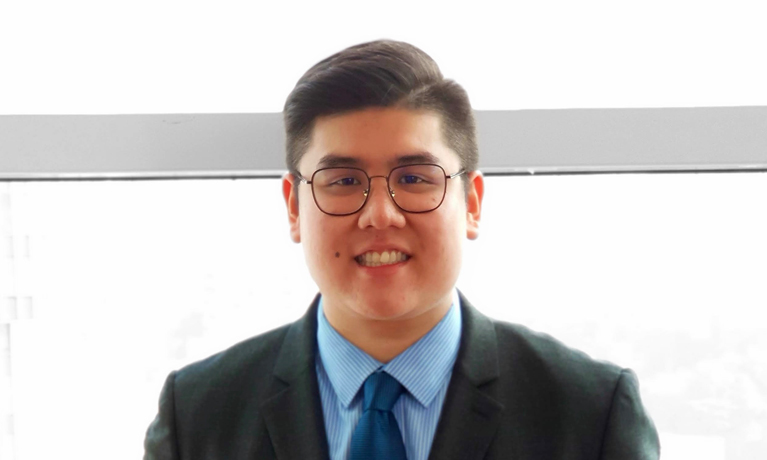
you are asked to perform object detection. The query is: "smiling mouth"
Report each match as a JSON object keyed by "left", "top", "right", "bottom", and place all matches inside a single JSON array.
[{"left": 355, "top": 250, "right": 411, "bottom": 267}]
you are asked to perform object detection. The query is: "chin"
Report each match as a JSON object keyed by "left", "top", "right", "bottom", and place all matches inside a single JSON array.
[{"left": 355, "top": 297, "right": 415, "bottom": 321}]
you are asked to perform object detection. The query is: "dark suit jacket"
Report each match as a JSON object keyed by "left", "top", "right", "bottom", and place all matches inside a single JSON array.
[{"left": 144, "top": 292, "right": 660, "bottom": 459}]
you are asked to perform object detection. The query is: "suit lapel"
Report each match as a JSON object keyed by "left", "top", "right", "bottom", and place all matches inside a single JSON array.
[
  {"left": 258, "top": 292, "right": 509, "bottom": 460},
  {"left": 260, "top": 295, "right": 330, "bottom": 460},
  {"left": 428, "top": 292, "right": 505, "bottom": 460}
]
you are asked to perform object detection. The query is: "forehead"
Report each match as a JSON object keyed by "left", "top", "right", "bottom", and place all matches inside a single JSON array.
[{"left": 300, "top": 107, "right": 459, "bottom": 171}]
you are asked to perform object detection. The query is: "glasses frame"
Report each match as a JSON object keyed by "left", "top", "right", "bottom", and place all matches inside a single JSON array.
[{"left": 297, "top": 163, "right": 467, "bottom": 216}]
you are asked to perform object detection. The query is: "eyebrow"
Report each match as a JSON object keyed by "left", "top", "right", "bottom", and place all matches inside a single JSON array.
[
  {"left": 316, "top": 152, "right": 443, "bottom": 169},
  {"left": 395, "top": 152, "right": 442, "bottom": 166},
  {"left": 316, "top": 154, "right": 362, "bottom": 169}
]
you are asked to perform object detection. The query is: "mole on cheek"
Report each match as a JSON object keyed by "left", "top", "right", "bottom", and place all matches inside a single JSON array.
[{"left": 335, "top": 252, "right": 340, "bottom": 258}]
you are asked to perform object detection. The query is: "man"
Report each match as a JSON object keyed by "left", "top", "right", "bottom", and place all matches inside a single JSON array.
[{"left": 144, "top": 40, "right": 660, "bottom": 459}]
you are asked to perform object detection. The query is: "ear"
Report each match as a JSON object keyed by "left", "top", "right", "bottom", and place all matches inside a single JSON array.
[
  {"left": 465, "top": 171, "right": 484, "bottom": 240},
  {"left": 282, "top": 172, "right": 301, "bottom": 243}
]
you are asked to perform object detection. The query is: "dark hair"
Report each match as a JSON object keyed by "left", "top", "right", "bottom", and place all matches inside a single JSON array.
[{"left": 283, "top": 39, "right": 477, "bottom": 193}]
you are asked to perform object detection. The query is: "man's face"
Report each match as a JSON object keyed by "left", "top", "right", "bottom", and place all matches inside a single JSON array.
[{"left": 282, "top": 107, "right": 483, "bottom": 329}]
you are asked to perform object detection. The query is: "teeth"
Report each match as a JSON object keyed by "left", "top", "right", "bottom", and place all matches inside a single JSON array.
[{"left": 356, "top": 250, "right": 409, "bottom": 267}]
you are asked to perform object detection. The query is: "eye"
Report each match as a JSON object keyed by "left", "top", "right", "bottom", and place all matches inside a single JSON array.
[
  {"left": 331, "top": 177, "right": 362, "bottom": 186},
  {"left": 399, "top": 175, "right": 425, "bottom": 184}
]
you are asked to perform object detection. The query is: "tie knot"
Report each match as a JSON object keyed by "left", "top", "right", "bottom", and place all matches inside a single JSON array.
[{"left": 363, "top": 371, "right": 404, "bottom": 411}]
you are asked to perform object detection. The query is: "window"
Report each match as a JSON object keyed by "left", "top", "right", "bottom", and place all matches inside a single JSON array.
[{"left": 1, "top": 173, "right": 765, "bottom": 459}]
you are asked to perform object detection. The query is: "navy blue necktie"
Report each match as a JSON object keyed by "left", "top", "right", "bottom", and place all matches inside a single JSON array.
[{"left": 349, "top": 371, "right": 408, "bottom": 460}]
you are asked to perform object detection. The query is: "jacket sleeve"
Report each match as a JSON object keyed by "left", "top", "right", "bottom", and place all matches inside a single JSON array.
[
  {"left": 144, "top": 371, "right": 180, "bottom": 460},
  {"left": 599, "top": 369, "right": 661, "bottom": 460}
]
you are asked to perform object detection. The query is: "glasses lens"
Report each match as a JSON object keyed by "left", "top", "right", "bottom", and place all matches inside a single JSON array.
[
  {"left": 312, "top": 168, "right": 369, "bottom": 215},
  {"left": 389, "top": 164, "right": 446, "bottom": 212}
]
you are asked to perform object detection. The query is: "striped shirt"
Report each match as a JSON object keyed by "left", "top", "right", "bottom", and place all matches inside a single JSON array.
[{"left": 315, "top": 290, "right": 462, "bottom": 460}]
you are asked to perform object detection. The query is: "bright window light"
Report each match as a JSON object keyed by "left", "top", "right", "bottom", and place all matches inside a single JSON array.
[{"left": 1, "top": 174, "right": 765, "bottom": 459}]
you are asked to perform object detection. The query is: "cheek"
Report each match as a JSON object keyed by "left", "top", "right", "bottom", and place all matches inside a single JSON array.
[
  {"left": 420, "top": 214, "right": 464, "bottom": 262},
  {"left": 304, "top": 222, "right": 331, "bottom": 256},
  {"left": 301, "top": 211, "right": 350, "bottom": 263},
  {"left": 299, "top": 207, "right": 327, "bottom": 257},
  {"left": 440, "top": 205, "right": 468, "bottom": 262},
  {"left": 438, "top": 196, "right": 468, "bottom": 238}
]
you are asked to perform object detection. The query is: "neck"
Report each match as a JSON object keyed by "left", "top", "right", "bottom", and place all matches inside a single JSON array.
[{"left": 322, "top": 294, "right": 453, "bottom": 363}]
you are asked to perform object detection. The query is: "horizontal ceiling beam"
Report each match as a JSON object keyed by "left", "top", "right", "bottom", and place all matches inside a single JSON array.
[{"left": 1, "top": 107, "right": 766, "bottom": 180}]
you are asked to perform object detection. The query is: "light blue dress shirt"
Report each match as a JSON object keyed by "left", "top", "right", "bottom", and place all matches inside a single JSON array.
[{"left": 315, "top": 290, "right": 462, "bottom": 460}]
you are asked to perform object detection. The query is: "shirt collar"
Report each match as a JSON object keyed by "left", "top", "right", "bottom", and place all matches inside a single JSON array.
[{"left": 316, "top": 289, "right": 462, "bottom": 409}]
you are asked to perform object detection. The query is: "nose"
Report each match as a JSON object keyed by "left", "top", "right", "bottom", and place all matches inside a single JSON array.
[{"left": 357, "top": 176, "right": 406, "bottom": 230}]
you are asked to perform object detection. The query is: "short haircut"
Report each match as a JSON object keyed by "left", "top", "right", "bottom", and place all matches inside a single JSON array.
[{"left": 283, "top": 39, "right": 478, "bottom": 193}]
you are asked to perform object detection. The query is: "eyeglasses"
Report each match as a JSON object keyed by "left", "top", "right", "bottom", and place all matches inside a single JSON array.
[{"left": 297, "top": 164, "right": 466, "bottom": 216}]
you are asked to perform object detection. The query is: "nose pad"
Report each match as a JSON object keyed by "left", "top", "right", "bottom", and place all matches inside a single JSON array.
[
  {"left": 363, "top": 176, "right": 395, "bottom": 203},
  {"left": 363, "top": 185, "right": 395, "bottom": 199}
]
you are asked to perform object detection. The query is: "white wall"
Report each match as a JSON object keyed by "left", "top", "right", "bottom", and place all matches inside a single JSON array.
[{"left": 1, "top": 1, "right": 766, "bottom": 114}]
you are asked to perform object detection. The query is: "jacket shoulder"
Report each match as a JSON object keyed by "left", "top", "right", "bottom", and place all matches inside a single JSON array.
[
  {"left": 172, "top": 323, "right": 293, "bottom": 403},
  {"left": 492, "top": 319, "right": 625, "bottom": 398},
  {"left": 144, "top": 323, "right": 298, "bottom": 460},
  {"left": 490, "top": 320, "right": 660, "bottom": 458}
]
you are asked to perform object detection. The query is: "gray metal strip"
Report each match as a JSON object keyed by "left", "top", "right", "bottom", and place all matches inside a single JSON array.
[{"left": 1, "top": 108, "right": 765, "bottom": 180}]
